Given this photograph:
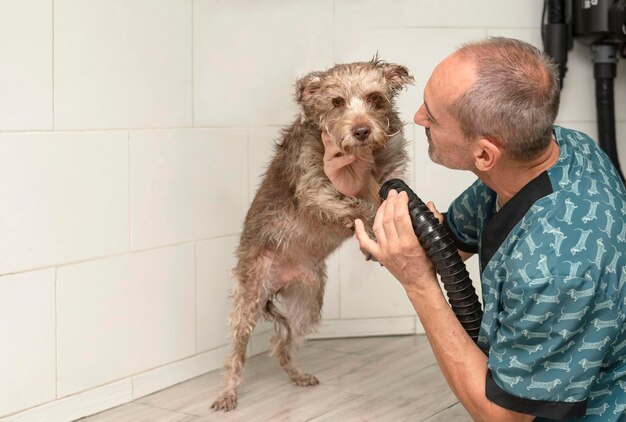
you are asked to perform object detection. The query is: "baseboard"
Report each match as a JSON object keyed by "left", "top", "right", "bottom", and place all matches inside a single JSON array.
[
  {"left": 313, "top": 316, "right": 418, "bottom": 338},
  {"left": 1, "top": 317, "right": 419, "bottom": 421},
  {"left": 0, "top": 379, "right": 132, "bottom": 422}
]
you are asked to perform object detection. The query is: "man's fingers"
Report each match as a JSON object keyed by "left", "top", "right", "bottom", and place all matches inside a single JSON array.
[
  {"left": 355, "top": 219, "right": 380, "bottom": 259},
  {"left": 373, "top": 199, "right": 388, "bottom": 248},
  {"left": 322, "top": 132, "right": 342, "bottom": 157},
  {"left": 395, "top": 191, "right": 419, "bottom": 246},
  {"left": 321, "top": 131, "right": 331, "bottom": 147},
  {"left": 326, "top": 154, "right": 356, "bottom": 171},
  {"left": 382, "top": 190, "right": 400, "bottom": 244},
  {"left": 427, "top": 201, "right": 444, "bottom": 224}
]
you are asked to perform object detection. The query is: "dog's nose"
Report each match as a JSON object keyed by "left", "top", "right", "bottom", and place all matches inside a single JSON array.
[{"left": 353, "top": 126, "right": 371, "bottom": 141}]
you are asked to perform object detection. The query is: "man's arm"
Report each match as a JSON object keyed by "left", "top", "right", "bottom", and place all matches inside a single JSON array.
[
  {"left": 405, "top": 280, "right": 534, "bottom": 422},
  {"left": 354, "top": 190, "right": 534, "bottom": 422}
]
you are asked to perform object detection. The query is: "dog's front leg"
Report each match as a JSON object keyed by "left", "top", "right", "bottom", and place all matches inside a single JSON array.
[
  {"left": 299, "top": 182, "right": 376, "bottom": 231},
  {"left": 352, "top": 196, "right": 379, "bottom": 261}
]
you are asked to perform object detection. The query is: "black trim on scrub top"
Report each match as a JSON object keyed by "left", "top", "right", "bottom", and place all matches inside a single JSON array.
[
  {"left": 479, "top": 171, "right": 554, "bottom": 272},
  {"left": 486, "top": 370, "right": 588, "bottom": 420}
]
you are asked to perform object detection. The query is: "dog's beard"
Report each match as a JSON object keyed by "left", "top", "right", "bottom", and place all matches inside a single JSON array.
[{"left": 344, "top": 127, "right": 388, "bottom": 153}]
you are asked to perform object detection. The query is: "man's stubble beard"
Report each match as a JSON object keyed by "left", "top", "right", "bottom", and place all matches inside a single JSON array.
[
  {"left": 426, "top": 128, "right": 473, "bottom": 171},
  {"left": 426, "top": 128, "right": 442, "bottom": 165}
]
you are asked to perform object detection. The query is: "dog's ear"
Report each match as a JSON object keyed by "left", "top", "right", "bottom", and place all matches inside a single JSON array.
[
  {"left": 295, "top": 71, "right": 323, "bottom": 106},
  {"left": 381, "top": 63, "right": 414, "bottom": 92}
]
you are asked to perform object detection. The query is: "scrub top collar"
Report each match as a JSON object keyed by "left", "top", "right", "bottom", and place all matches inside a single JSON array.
[{"left": 479, "top": 136, "right": 565, "bottom": 272}]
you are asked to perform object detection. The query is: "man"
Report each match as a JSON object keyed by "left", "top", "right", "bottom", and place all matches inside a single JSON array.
[{"left": 323, "top": 38, "right": 626, "bottom": 421}]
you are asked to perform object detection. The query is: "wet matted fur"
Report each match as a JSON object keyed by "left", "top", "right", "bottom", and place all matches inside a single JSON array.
[{"left": 211, "top": 58, "right": 413, "bottom": 411}]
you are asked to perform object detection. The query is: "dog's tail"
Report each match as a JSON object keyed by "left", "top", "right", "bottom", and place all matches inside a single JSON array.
[{"left": 264, "top": 300, "right": 292, "bottom": 355}]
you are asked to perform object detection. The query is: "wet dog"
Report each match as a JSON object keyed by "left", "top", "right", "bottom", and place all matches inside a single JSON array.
[{"left": 211, "top": 58, "right": 413, "bottom": 411}]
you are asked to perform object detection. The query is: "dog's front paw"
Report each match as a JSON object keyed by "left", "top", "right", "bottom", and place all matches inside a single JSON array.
[
  {"left": 211, "top": 391, "right": 237, "bottom": 412},
  {"left": 290, "top": 373, "right": 320, "bottom": 387}
]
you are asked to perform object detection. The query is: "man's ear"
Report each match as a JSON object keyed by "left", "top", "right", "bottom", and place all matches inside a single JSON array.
[
  {"left": 473, "top": 138, "right": 501, "bottom": 172},
  {"left": 295, "top": 71, "right": 323, "bottom": 105},
  {"left": 380, "top": 62, "right": 415, "bottom": 92}
]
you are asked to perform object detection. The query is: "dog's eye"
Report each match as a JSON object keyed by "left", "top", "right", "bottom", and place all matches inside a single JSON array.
[
  {"left": 368, "top": 93, "right": 385, "bottom": 108},
  {"left": 332, "top": 97, "right": 345, "bottom": 107}
]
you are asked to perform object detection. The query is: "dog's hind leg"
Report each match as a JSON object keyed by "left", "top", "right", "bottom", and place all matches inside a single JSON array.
[
  {"left": 265, "top": 264, "right": 325, "bottom": 386},
  {"left": 211, "top": 271, "right": 267, "bottom": 412}
]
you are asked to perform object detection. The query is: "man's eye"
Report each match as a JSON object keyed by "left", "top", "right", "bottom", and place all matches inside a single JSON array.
[{"left": 332, "top": 97, "right": 345, "bottom": 107}]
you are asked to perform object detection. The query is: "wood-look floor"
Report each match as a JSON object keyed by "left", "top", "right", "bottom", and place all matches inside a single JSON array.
[{"left": 80, "top": 335, "right": 472, "bottom": 421}]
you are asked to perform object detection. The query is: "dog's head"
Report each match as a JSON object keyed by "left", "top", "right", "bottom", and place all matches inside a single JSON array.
[{"left": 296, "top": 58, "right": 414, "bottom": 153}]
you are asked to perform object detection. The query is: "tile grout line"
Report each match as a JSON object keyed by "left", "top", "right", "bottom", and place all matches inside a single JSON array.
[
  {"left": 51, "top": 0, "right": 55, "bottom": 130},
  {"left": 128, "top": 131, "right": 131, "bottom": 251},
  {"left": 191, "top": 0, "right": 195, "bottom": 127},
  {"left": 420, "top": 400, "right": 462, "bottom": 421},
  {"left": 194, "top": 242, "right": 198, "bottom": 354},
  {"left": 0, "top": 124, "right": 294, "bottom": 134},
  {"left": 332, "top": 0, "right": 335, "bottom": 62},
  {"left": 131, "top": 402, "right": 199, "bottom": 418},
  {"left": 247, "top": 128, "right": 250, "bottom": 205},
  {"left": 54, "top": 266, "right": 58, "bottom": 399},
  {"left": 0, "top": 234, "right": 241, "bottom": 278},
  {"left": 1, "top": 121, "right": 620, "bottom": 135}
]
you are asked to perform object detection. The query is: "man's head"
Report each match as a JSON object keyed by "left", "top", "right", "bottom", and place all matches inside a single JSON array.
[{"left": 414, "top": 37, "right": 561, "bottom": 170}]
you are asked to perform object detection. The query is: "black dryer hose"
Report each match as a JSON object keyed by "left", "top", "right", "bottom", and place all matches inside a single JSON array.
[{"left": 379, "top": 179, "right": 483, "bottom": 342}]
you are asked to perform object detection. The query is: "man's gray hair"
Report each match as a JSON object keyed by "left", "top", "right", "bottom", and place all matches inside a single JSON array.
[{"left": 450, "top": 37, "right": 561, "bottom": 161}]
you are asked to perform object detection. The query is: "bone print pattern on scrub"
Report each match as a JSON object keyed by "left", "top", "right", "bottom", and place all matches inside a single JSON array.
[{"left": 445, "top": 127, "right": 626, "bottom": 420}]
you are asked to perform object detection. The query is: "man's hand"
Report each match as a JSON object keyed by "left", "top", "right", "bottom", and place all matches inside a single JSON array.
[
  {"left": 354, "top": 189, "right": 439, "bottom": 294},
  {"left": 322, "top": 131, "right": 374, "bottom": 197}
]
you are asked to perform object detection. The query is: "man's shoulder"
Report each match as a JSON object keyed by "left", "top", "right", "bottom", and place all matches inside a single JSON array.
[
  {"left": 554, "top": 125, "right": 598, "bottom": 153},
  {"left": 554, "top": 126, "right": 624, "bottom": 190}
]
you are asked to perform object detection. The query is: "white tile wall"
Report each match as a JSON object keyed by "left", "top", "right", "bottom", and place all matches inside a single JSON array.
[
  {"left": 334, "top": 27, "right": 487, "bottom": 136},
  {"left": 615, "top": 122, "right": 626, "bottom": 170},
  {"left": 0, "top": 0, "right": 52, "bottom": 131},
  {"left": 196, "top": 235, "right": 238, "bottom": 353},
  {"left": 0, "top": 132, "right": 129, "bottom": 275},
  {"left": 56, "top": 245, "right": 195, "bottom": 396},
  {"left": 193, "top": 0, "right": 334, "bottom": 127},
  {"left": 401, "top": 0, "right": 544, "bottom": 28},
  {"left": 248, "top": 127, "right": 282, "bottom": 205},
  {"left": 324, "top": 250, "right": 341, "bottom": 320},
  {"left": 335, "top": 0, "right": 544, "bottom": 29},
  {"left": 0, "top": 270, "right": 55, "bottom": 417},
  {"left": 3, "top": 0, "right": 624, "bottom": 419},
  {"left": 339, "top": 238, "right": 415, "bottom": 319},
  {"left": 130, "top": 128, "right": 247, "bottom": 250},
  {"left": 54, "top": 0, "right": 192, "bottom": 130}
]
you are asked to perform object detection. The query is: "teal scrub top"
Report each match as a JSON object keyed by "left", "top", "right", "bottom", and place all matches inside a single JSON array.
[{"left": 444, "top": 126, "right": 626, "bottom": 420}]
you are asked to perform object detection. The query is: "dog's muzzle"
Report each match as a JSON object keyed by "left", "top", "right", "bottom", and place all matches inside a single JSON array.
[{"left": 352, "top": 125, "right": 371, "bottom": 141}]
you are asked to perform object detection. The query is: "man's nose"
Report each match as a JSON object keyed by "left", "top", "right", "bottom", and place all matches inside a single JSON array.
[{"left": 414, "top": 104, "right": 429, "bottom": 127}]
